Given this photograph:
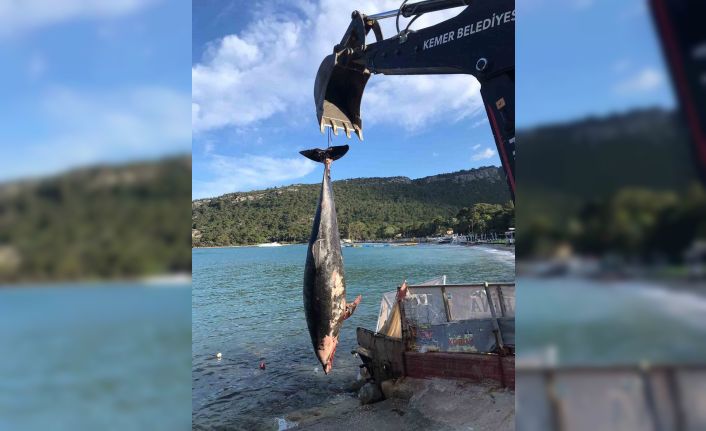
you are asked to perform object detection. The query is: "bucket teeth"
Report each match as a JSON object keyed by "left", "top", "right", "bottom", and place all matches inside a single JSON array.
[
  {"left": 355, "top": 125, "right": 363, "bottom": 141},
  {"left": 318, "top": 116, "right": 361, "bottom": 140}
]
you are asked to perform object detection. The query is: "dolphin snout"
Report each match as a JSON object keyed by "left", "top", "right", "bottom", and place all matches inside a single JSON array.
[{"left": 317, "top": 335, "right": 338, "bottom": 374}]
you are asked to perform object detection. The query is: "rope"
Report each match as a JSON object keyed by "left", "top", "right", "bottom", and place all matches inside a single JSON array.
[
  {"left": 396, "top": 0, "right": 422, "bottom": 36},
  {"left": 404, "top": 14, "right": 420, "bottom": 33},
  {"left": 397, "top": 0, "right": 470, "bottom": 37},
  {"left": 395, "top": 0, "right": 410, "bottom": 35}
]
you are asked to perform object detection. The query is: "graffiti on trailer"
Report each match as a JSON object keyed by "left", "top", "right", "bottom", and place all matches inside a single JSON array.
[
  {"left": 463, "top": 294, "right": 513, "bottom": 316},
  {"left": 447, "top": 332, "right": 478, "bottom": 353},
  {"left": 419, "top": 329, "right": 434, "bottom": 340},
  {"left": 448, "top": 333, "right": 474, "bottom": 346},
  {"left": 470, "top": 297, "right": 491, "bottom": 313}
]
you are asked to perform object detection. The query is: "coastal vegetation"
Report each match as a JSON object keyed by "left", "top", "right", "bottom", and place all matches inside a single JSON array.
[
  {"left": 518, "top": 108, "right": 705, "bottom": 263},
  {"left": 0, "top": 156, "right": 191, "bottom": 283},
  {"left": 192, "top": 167, "right": 513, "bottom": 247},
  {"left": 521, "top": 184, "right": 706, "bottom": 263}
]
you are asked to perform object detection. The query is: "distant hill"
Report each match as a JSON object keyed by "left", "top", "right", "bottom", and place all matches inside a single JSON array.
[
  {"left": 192, "top": 166, "right": 511, "bottom": 247},
  {"left": 518, "top": 107, "right": 698, "bottom": 223},
  {"left": 0, "top": 156, "right": 191, "bottom": 283},
  {"left": 516, "top": 107, "right": 704, "bottom": 259}
]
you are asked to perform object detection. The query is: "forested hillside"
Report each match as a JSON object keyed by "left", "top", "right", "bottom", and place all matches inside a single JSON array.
[
  {"left": 0, "top": 156, "right": 191, "bottom": 282},
  {"left": 518, "top": 108, "right": 705, "bottom": 261},
  {"left": 192, "top": 166, "right": 512, "bottom": 246},
  {"left": 518, "top": 107, "right": 696, "bottom": 222}
]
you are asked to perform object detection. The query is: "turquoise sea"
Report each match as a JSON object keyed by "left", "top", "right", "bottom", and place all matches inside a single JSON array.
[
  {"left": 192, "top": 243, "right": 514, "bottom": 430},
  {"left": 516, "top": 277, "right": 706, "bottom": 366},
  {"left": 193, "top": 243, "right": 706, "bottom": 430},
  {"left": 0, "top": 283, "right": 192, "bottom": 431},
  {"left": 3, "top": 250, "right": 702, "bottom": 431}
]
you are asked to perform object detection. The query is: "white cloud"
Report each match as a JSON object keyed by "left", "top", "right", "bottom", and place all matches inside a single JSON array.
[
  {"left": 363, "top": 75, "right": 482, "bottom": 132},
  {"left": 614, "top": 68, "right": 664, "bottom": 95},
  {"left": 0, "top": 0, "right": 159, "bottom": 37},
  {"left": 193, "top": 154, "right": 316, "bottom": 198},
  {"left": 0, "top": 86, "right": 191, "bottom": 181},
  {"left": 192, "top": 0, "right": 482, "bottom": 134},
  {"left": 472, "top": 144, "right": 481, "bottom": 150},
  {"left": 471, "top": 147, "right": 496, "bottom": 161}
]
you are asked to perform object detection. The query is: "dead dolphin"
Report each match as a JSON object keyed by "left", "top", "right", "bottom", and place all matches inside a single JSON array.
[{"left": 300, "top": 144, "right": 361, "bottom": 374}]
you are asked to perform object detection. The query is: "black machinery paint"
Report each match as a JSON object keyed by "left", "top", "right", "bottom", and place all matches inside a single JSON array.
[
  {"left": 314, "top": 0, "right": 515, "bottom": 200},
  {"left": 650, "top": 0, "right": 706, "bottom": 183}
]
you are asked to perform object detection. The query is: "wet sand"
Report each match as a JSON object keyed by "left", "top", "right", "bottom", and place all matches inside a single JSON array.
[{"left": 282, "top": 378, "right": 514, "bottom": 431}]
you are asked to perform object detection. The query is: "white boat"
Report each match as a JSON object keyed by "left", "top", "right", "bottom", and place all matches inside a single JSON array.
[
  {"left": 257, "top": 242, "right": 282, "bottom": 247},
  {"left": 505, "top": 228, "right": 515, "bottom": 245}
]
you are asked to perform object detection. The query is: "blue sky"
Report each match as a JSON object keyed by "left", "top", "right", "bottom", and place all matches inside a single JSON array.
[
  {"left": 192, "top": 0, "right": 674, "bottom": 199},
  {"left": 0, "top": 0, "right": 191, "bottom": 182},
  {"left": 0, "top": 1, "right": 673, "bottom": 195},
  {"left": 517, "top": 0, "right": 674, "bottom": 127},
  {"left": 191, "top": 0, "right": 502, "bottom": 198}
]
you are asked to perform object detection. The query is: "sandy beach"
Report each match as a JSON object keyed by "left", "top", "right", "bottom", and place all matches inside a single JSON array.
[{"left": 280, "top": 378, "right": 514, "bottom": 431}]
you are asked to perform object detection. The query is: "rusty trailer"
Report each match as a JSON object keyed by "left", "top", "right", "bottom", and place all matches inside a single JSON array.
[{"left": 355, "top": 278, "right": 515, "bottom": 388}]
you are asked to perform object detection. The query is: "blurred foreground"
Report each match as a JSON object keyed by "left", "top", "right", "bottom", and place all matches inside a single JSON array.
[
  {"left": 516, "top": 0, "right": 706, "bottom": 429},
  {"left": 0, "top": 284, "right": 192, "bottom": 430},
  {"left": 516, "top": 276, "right": 706, "bottom": 430},
  {"left": 0, "top": 156, "right": 191, "bottom": 283},
  {"left": 517, "top": 362, "right": 705, "bottom": 430},
  {"left": 518, "top": 108, "right": 703, "bottom": 276},
  {"left": 0, "top": 0, "right": 192, "bottom": 428}
]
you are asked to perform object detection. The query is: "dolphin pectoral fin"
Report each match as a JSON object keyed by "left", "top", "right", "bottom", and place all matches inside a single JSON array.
[{"left": 342, "top": 295, "right": 362, "bottom": 321}]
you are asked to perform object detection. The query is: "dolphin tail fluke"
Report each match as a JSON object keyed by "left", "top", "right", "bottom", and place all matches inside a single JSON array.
[
  {"left": 299, "top": 145, "right": 349, "bottom": 163},
  {"left": 342, "top": 294, "right": 362, "bottom": 321}
]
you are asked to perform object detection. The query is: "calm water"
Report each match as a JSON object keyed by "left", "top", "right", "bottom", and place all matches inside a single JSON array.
[
  {"left": 0, "top": 283, "right": 192, "bottom": 431},
  {"left": 192, "top": 244, "right": 514, "bottom": 430}
]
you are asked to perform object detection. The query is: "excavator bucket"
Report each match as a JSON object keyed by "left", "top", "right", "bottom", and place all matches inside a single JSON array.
[{"left": 314, "top": 54, "right": 370, "bottom": 140}]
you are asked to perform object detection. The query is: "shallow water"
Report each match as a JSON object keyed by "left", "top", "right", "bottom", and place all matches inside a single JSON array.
[
  {"left": 191, "top": 244, "right": 514, "bottom": 430},
  {"left": 517, "top": 277, "right": 706, "bottom": 366},
  {"left": 0, "top": 283, "right": 192, "bottom": 431}
]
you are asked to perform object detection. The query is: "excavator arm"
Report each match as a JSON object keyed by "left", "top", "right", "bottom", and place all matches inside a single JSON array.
[
  {"left": 650, "top": 0, "right": 706, "bottom": 183},
  {"left": 315, "top": 0, "right": 515, "bottom": 200}
]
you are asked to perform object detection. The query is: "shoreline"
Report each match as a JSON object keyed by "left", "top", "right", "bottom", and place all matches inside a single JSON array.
[
  {"left": 193, "top": 241, "right": 516, "bottom": 250},
  {"left": 192, "top": 243, "right": 303, "bottom": 249},
  {"left": 476, "top": 242, "right": 515, "bottom": 252},
  {"left": 1, "top": 272, "right": 191, "bottom": 289}
]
